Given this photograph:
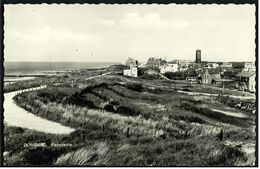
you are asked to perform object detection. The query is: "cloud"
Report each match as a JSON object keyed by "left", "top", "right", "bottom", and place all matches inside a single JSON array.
[
  {"left": 119, "top": 12, "right": 191, "bottom": 33},
  {"left": 172, "top": 20, "right": 191, "bottom": 28},
  {"left": 5, "top": 26, "right": 100, "bottom": 43},
  {"left": 4, "top": 4, "right": 255, "bottom": 62},
  {"left": 4, "top": 26, "right": 101, "bottom": 61},
  {"left": 202, "top": 20, "right": 218, "bottom": 27},
  {"left": 94, "top": 19, "right": 116, "bottom": 27}
]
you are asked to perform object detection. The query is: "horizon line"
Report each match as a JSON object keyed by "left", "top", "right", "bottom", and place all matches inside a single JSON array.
[{"left": 4, "top": 60, "right": 255, "bottom": 63}]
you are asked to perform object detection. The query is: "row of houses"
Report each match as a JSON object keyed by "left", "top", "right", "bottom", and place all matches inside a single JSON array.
[
  {"left": 124, "top": 57, "right": 255, "bottom": 73},
  {"left": 145, "top": 57, "right": 255, "bottom": 73},
  {"left": 122, "top": 57, "right": 256, "bottom": 92},
  {"left": 197, "top": 69, "right": 255, "bottom": 92}
]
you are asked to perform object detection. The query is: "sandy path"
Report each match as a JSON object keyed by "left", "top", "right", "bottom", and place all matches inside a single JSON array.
[
  {"left": 3, "top": 72, "right": 112, "bottom": 134},
  {"left": 208, "top": 107, "right": 247, "bottom": 118},
  {"left": 4, "top": 86, "right": 75, "bottom": 134},
  {"left": 177, "top": 90, "right": 255, "bottom": 100}
]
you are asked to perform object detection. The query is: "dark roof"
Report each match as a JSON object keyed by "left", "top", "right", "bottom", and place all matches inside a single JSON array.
[
  {"left": 148, "top": 57, "right": 161, "bottom": 61},
  {"left": 236, "top": 71, "right": 255, "bottom": 77},
  {"left": 198, "top": 69, "right": 210, "bottom": 76},
  {"left": 223, "top": 71, "right": 237, "bottom": 76},
  {"left": 168, "top": 61, "right": 178, "bottom": 64}
]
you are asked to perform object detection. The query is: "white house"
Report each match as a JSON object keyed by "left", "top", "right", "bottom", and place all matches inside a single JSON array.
[
  {"left": 221, "top": 62, "right": 232, "bottom": 68},
  {"left": 123, "top": 65, "right": 138, "bottom": 77},
  {"left": 205, "top": 63, "right": 219, "bottom": 69},
  {"left": 236, "top": 71, "right": 255, "bottom": 92},
  {"left": 160, "top": 63, "right": 178, "bottom": 74},
  {"left": 212, "top": 63, "right": 219, "bottom": 68},
  {"left": 243, "top": 62, "right": 256, "bottom": 72},
  {"left": 179, "top": 65, "right": 188, "bottom": 72}
]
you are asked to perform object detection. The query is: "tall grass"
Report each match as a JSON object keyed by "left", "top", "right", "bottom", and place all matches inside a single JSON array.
[
  {"left": 14, "top": 75, "right": 251, "bottom": 140},
  {"left": 7, "top": 73, "right": 255, "bottom": 166},
  {"left": 55, "top": 142, "right": 110, "bottom": 166},
  {"left": 180, "top": 101, "right": 251, "bottom": 128},
  {"left": 54, "top": 137, "right": 247, "bottom": 166}
]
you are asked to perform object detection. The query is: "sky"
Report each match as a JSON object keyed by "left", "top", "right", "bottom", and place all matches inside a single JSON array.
[{"left": 4, "top": 4, "right": 255, "bottom": 62}]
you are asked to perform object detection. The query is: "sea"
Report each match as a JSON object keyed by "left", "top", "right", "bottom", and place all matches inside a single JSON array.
[{"left": 4, "top": 62, "right": 119, "bottom": 75}]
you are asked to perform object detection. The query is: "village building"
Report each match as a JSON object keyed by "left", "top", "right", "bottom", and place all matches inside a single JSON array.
[
  {"left": 186, "top": 76, "right": 197, "bottom": 82},
  {"left": 236, "top": 71, "right": 256, "bottom": 92},
  {"left": 211, "top": 73, "right": 230, "bottom": 85},
  {"left": 125, "top": 57, "right": 138, "bottom": 67},
  {"left": 179, "top": 65, "right": 189, "bottom": 71},
  {"left": 220, "top": 62, "right": 233, "bottom": 68},
  {"left": 232, "top": 62, "right": 245, "bottom": 70},
  {"left": 222, "top": 71, "right": 238, "bottom": 80},
  {"left": 204, "top": 64, "right": 211, "bottom": 69},
  {"left": 160, "top": 62, "right": 178, "bottom": 74},
  {"left": 211, "top": 73, "right": 221, "bottom": 82},
  {"left": 197, "top": 70, "right": 223, "bottom": 85},
  {"left": 206, "top": 63, "right": 220, "bottom": 68},
  {"left": 146, "top": 57, "right": 167, "bottom": 69},
  {"left": 145, "top": 68, "right": 158, "bottom": 75},
  {"left": 172, "top": 59, "right": 193, "bottom": 65},
  {"left": 138, "top": 62, "right": 147, "bottom": 68},
  {"left": 243, "top": 62, "right": 256, "bottom": 72},
  {"left": 212, "top": 63, "right": 219, "bottom": 68},
  {"left": 123, "top": 64, "right": 138, "bottom": 77},
  {"left": 200, "top": 69, "right": 212, "bottom": 84}
]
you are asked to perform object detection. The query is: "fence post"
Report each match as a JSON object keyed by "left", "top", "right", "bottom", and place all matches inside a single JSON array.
[
  {"left": 126, "top": 127, "right": 130, "bottom": 138},
  {"left": 218, "top": 128, "right": 224, "bottom": 141},
  {"left": 184, "top": 130, "right": 188, "bottom": 139}
]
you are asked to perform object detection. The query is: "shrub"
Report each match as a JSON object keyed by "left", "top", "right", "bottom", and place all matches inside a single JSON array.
[
  {"left": 22, "top": 147, "right": 67, "bottom": 166},
  {"left": 180, "top": 102, "right": 251, "bottom": 128},
  {"left": 125, "top": 82, "right": 143, "bottom": 92},
  {"left": 141, "top": 74, "right": 161, "bottom": 80},
  {"left": 216, "top": 95, "right": 255, "bottom": 112},
  {"left": 104, "top": 104, "right": 115, "bottom": 112},
  {"left": 116, "top": 106, "right": 140, "bottom": 116},
  {"left": 164, "top": 72, "right": 184, "bottom": 80}
]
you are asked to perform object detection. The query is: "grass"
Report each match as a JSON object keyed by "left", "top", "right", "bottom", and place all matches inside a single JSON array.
[
  {"left": 216, "top": 95, "right": 255, "bottom": 112},
  {"left": 3, "top": 126, "right": 77, "bottom": 166},
  {"left": 4, "top": 124, "right": 254, "bottom": 166},
  {"left": 13, "top": 74, "right": 253, "bottom": 131},
  {"left": 54, "top": 137, "right": 247, "bottom": 166},
  {"left": 180, "top": 101, "right": 252, "bottom": 128},
  {"left": 4, "top": 69, "right": 108, "bottom": 93},
  {"left": 7, "top": 73, "right": 255, "bottom": 166}
]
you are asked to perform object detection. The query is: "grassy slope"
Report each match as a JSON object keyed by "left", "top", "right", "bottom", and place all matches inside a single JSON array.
[
  {"left": 4, "top": 126, "right": 249, "bottom": 166},
  {"left": 6, "top": 74, "right": 255, "bottom": 166}
]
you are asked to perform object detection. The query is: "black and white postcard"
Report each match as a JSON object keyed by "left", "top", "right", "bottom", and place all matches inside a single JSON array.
[{"left": 1, "top": 1, "right": 257, "bottom": 166}]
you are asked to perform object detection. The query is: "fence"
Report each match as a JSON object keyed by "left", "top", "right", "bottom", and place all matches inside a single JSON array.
[{"left": 14, "top": 85, "right": 47, "bottom": 96}]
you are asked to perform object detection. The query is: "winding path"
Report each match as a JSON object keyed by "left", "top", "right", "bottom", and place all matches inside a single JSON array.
[
  {"left": 177, "top": 90, "right": 255, "bottom": 100},
  {"left": 3, "top": 72, "right": 112, "bottom": 134},
  {"left": 4, "top": 86, "right": 75, "bottom": 134}
]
